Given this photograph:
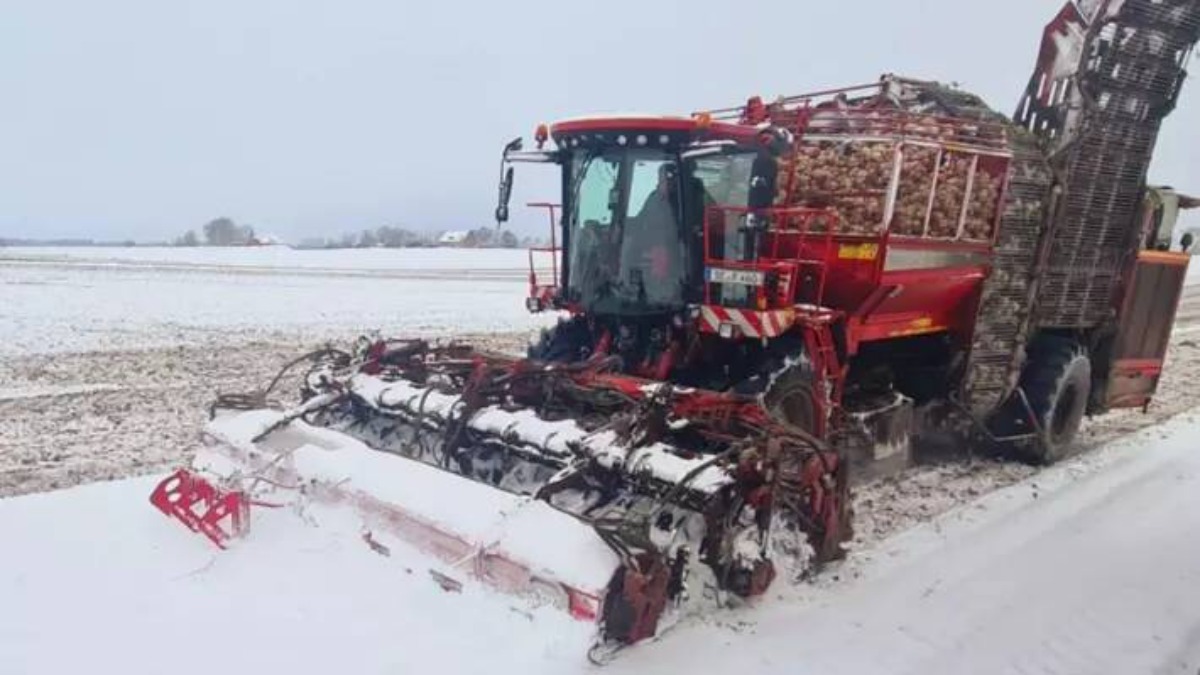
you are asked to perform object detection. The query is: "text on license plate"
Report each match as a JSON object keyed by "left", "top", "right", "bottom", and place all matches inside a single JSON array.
[{"left": 706, "top": 268, "right": 765, "bottom": 286}]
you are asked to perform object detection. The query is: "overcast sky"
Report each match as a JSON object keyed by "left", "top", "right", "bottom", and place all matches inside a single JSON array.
[{"left": 1, "top": 0, "right": 1196, "bottom": 241}]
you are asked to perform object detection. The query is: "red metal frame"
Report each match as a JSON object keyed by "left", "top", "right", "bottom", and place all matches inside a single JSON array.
[
  {"left": 149, "top": 469, "right": 249, "bottom": 549},
  {"left": 694, "top": 81, "right": 1012, "bottom": 366},
  {"left": 525, "top": 202, "right": 561, "bottom": 307},
  {"left": 550, "top": 116, "right": 761, "bottom": 145},
  {"left": 706, "top": 81, "right": 1012, "bottom": 153},
  {"left": 537, "top": 79, "right": 1013, "bottom": 331},
  {"left": 797, "top": 315, "right": 846, "bottom": 438},
  {"left": 702, "top": 205, "right": 840, "bottom": 310},
  {"left": 1104, "top": 248, "right": 1192, "bottom": 409},
  {"left": 521, "top": 78, "right": 1018, "bottom": 441},
  {"left": 885, "top": 236, "right": 993, "bottom": 254}
]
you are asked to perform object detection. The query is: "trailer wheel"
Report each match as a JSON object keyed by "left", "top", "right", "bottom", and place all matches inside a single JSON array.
[{"left": 1020, "top": 338, "right": 1091, "bottom": 464}]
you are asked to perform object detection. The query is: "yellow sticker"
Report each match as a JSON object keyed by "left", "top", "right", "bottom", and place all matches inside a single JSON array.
[
  {"left": 888, "top": 319, "right": 945, "bottom": 338},
  {"left": 838, "top": 243, "right": 879, "bottom": 261}
]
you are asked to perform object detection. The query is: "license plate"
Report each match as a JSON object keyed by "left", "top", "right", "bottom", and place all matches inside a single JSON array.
[{"left": 706, "top": 268, "right": 765, "bottom": 286}]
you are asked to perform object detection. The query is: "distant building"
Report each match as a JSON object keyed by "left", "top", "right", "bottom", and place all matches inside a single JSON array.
[
  {"left": 248, "top": 233, "right": 286, "bottom": 246},
  {"left": 439, "top": 231, "right": 469, "bottom": 246}
]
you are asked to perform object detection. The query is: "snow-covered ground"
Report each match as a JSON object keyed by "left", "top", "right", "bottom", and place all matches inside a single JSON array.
[
  {"left": 0, "top": 247, "right": 556, "bottom": 355},
  {"left": 1, "top": 244, "right": 537, "bottom": 273},
  {"left": 0, "top": 475, "right": 594, "bottom": 675},
  {"left": 2, "top": 246, "right": 1193, "bottom": 357},
  {"left": 4, "top": 246, "right": 1200, "bottom": 673},
  {"left": 0, "top": 246, "right": 556, "bottom": 495},
  {"left": 2, "top": 408, "right": 1198, "bottom": 674},
  {"left": 612, "top": 407, "right": 1200, "bottom": 675}
]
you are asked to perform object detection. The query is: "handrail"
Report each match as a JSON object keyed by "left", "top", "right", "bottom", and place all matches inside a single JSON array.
[
  {"left": 702, "top": 205, "right": 842, "bottom": 308},
  {"left": 697, "top": 79, "right": 1010, "bottom": 152},
  {"left": 526, "top": 202, "right": 560, "bottom": 287}
]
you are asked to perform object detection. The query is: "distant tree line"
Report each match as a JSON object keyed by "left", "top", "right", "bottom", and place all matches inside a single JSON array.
[
  {"left": 296, "top": 226, "right": 525, "bottom": 250},
  {"left": 174, "top": 217, "right": 257, "bottom": 247},
  {"left": 171, "top": 218, "right": 542, "bottom": 249},
  {"left": 464, "top": 227, "right": 520, "bottom": 249},
  {"left": 4, "top": 222, "right": 546, "bottom": 250}
]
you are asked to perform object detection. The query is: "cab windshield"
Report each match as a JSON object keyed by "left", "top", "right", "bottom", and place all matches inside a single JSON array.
[{"left": 565, "top": 148, "right": 689, "bottom": 314}]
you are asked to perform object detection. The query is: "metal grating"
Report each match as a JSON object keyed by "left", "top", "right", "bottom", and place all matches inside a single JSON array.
[
  {"left": 1033, "top": 0, "right": 1200, "bottom": 328},
  {"left": 964, "top": 135, "right": 1054, "bottom": 413},
  {"left": 891, "top": 80, "right": 1056, "bottom": 413}
]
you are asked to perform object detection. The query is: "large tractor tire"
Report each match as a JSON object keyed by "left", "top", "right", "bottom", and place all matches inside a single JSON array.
[
  {"left": 751, "top": 349, "right": 853, "bottom": 566},
  {"left": 734, "top": 336, "right": 820, "bottom": 432},
  {"left": 756, "top": 340, "right": 916, "bottom": 486},
  {"left": 762, "top": 357, "right": 820, "bottom": 433},
  {"left": 1018, "top": 336, "right": 1092, "bottom": 464}
]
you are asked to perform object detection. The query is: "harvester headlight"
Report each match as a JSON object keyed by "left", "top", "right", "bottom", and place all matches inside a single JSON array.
[
  {"left": 718, "top": 322, "right": 737, "bottom": 339},
  {"left": 526, "top": 297, "right": 542, "bottom": 313}
]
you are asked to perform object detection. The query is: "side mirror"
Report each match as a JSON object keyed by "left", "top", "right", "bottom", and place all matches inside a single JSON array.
[
  {"left": 495, "top": 137, "right": 522, "bottom": 225},
  {"left": 496, "top": 166, "right": 515, "bottom": 224}
]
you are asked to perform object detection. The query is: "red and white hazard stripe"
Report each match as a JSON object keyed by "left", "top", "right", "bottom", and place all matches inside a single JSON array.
[{"left": 699, "top": 305, "right": 795, "bottom": 339}]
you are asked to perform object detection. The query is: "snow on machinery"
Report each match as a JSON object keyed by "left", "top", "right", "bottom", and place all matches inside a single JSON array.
[
  {"left": 154, "top": 339, "right": 848, "bottom": 652},
  {"left": 150, "top": 0, "right": 1200, "bottom": 654}
]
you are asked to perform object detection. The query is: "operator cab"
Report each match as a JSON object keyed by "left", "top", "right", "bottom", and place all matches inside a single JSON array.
[{"left": 497, "top": 116, "right": 781, "bottom": 318}]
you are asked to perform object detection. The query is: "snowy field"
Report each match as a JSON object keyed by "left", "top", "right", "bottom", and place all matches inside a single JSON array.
[
  {"left": 2, "top": 244, "right": 539, "bottom": 273},
  {"left": 2, "top": 246, "right": 1196, "bottom": 357},
  {"left": 0, "top": 474, "right": 594, "bottom": 674},
  {"left": 2, "top": 408, "right": 1198, "bottom": 674},
  {"left": 0, "top": 246, "right": 555, "bottom": 496},
  {"left": 0, "top": 246, "right": 556, "bottom": 356},
  {"left": 3, "top": 246, "right": 1200, "bottom": 673}
]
